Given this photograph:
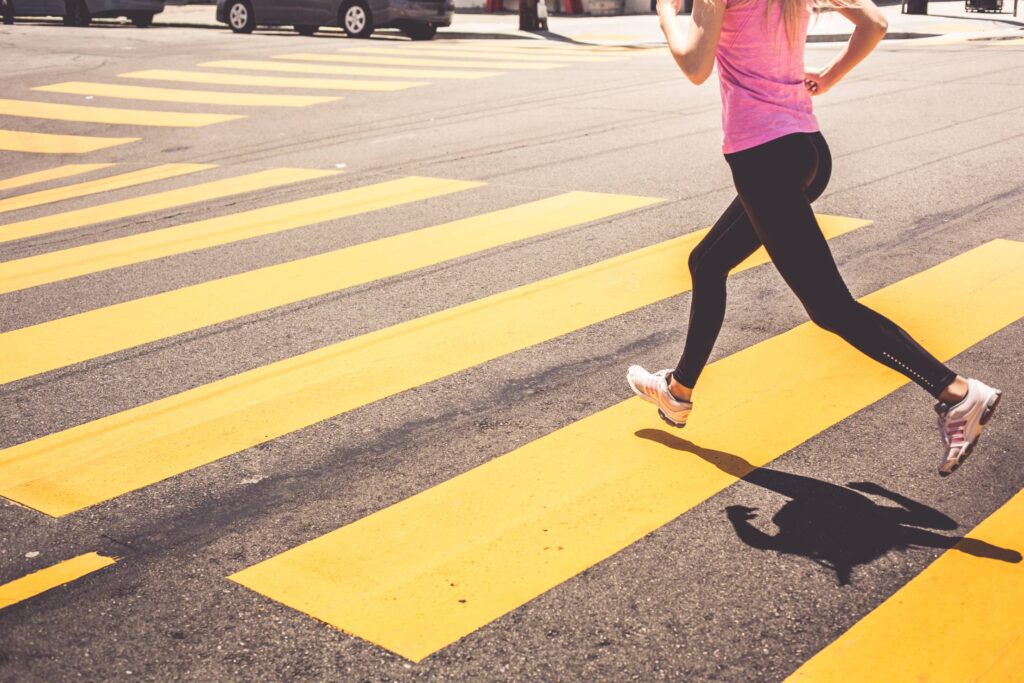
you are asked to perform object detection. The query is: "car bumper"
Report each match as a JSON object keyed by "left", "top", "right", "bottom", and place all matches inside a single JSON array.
[
  {"left": 87, "top": 0, "right": 163, "bottom": 13},
  {"left": 377, "top": 0, "right": 452, "bottom": 26},
  {"left": 11, "top": 0, "right": 162, "bottom": 15},
  {"left": 214, "top": 0, "right": 234, "bottom": 23}
]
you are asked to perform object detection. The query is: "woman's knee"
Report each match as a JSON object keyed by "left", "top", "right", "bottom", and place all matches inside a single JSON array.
[
  {"left": 688, "top": 245, "right": 728, "bottom": 283},
  {"left": 805, "top": 295, "right": 859, "bottom": 334},
  {"left": 808, "top": 308, "right": 842, "bottom": 334}
]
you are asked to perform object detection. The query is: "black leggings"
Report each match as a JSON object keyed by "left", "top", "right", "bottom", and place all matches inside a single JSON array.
[{"left": 673, "top": 132, "right": 956, "bottom": 399}]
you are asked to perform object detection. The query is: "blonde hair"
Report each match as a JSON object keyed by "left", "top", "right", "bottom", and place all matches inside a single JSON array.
[{"left": 764, "top": 0, "right": 861, "bottom": 45}]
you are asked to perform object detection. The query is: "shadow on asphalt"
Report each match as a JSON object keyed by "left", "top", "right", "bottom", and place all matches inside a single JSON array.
[{"left": 636, "top": 429, "right": 1022, "bottom": 586}]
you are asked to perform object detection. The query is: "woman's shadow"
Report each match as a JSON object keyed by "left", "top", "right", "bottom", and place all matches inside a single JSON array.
[{"left": 636, "top": 429, "right": 1021, "bottom": 586}]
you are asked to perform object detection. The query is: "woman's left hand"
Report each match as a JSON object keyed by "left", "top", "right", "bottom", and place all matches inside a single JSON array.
[{"left": 803, "top": 67, "right": 834, "bottom": 96}]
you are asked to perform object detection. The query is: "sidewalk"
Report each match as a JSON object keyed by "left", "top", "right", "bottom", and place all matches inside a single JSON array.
[
  {"left": 447, "top": 0, "right": 1024, "bottom": 43},
  {"left": 158, "top": 0, "right": 1024, "bottom": 43}
]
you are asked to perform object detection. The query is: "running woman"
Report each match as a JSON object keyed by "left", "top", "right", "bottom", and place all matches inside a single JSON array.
[{"left": 626, "top": 0, "right": 1001, "bottom": 475}]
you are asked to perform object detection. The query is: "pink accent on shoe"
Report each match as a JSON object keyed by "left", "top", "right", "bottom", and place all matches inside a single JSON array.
[{"left": 936, "top": 378, "right": 1002, "bottom": 476}]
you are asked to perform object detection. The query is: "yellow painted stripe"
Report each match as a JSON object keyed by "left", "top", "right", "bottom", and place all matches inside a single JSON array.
[
  {"left": 0, "top": 164, "right": 114, "bottom": 192},
  {"left": 0, "top": 177, "right": 477, "bottom": 295},
  {"left": 0, "top": 553, "right": 116, "bottom": 610},
  {"left": 229, "top": 239, "right": 1024, "bottom": 663},
  {"left": 0, "top": 214, "right": 865, "bottom": 516},
  {"left": 361, "top": 46, "right": 621, "bottom": 62},
  {"left": 443, "top": 41, "right": 636, "bottom": 53},
  {"left": 119, "top": 69, "right": 426, "bottom": 92},
  {"left": 0, "top": 98, "right": 244, "bottom": 128},
  {"left": 572, "top": 33, "right": 643, "bottom": 41},
  {"left": 274, "top": 52, "right": 562, "bottom": 71},
  {"left": 34, "top": 82, "right": 340, "bottom": 108},
  {"left": 199, "top": 59, "right": 500, "bottom": 81},
  {"left": 0, "top": 163, "right": 213, "bottom": 216},
  {"left": 0, "top": 167, "right": 338, "bottom": 244},
  {"left": 0, "top": 129, "right": 138, "bottom": 154},
  {"left": 0, "top": 190, "right": 657, "bottom": 383},
  {"left": 788, "top": 486, "right": 1024, "bottom": 682}
]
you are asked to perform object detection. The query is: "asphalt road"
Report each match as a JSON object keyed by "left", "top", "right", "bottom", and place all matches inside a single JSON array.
[{"left": 1, "top": 20, "right": 1023, "bottom": 681}]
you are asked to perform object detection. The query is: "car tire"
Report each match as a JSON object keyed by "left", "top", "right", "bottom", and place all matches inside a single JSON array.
[
  {"left": 63, "top": 0, "right": 91, "bottom": 26},
  {"left": 402, "top": 22, "right": 436, "bottom": 40},
  {"left": 295, "top": 24, "right": 318, "bottom": 35},
  {"left": 130, "top": 11, "right": 153, "bottom": 26},
  {"left": 339, "top": 0, "right": 372, "bottom": 38},
  {"left": 226, "top": 0, "right": 255, "bottom": 33}
]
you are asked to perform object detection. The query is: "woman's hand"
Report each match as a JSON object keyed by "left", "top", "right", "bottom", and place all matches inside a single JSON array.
[
  {"left": 805, "top": 0, "right": 886, "bottom": 97},
  {"left": 803, "top": 67, "right": 834, "bottom": 96},
  {"left": 656, "top": 0, "right": 682, "bottom": 18}
]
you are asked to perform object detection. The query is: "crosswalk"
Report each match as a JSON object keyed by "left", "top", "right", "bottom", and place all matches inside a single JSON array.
[
  {"left": 0, "top": 129, "right": 140, "bottom": 154},
  {"left": 1, "top": 160, "right": 1022, "bottom": 675},
  {"left": 196, "top": 58, "right": 506, "bottom": 80},
  {"left": 33, "top": 82, "right": 341, "bottom": 108},
  {"left": 0, "top": 175, "right": 476, "bottom": 293},
  {"left": 0, "top": 163, "right": 114, "bottom": 191},
  {"left": 0, "top": 97, "right": 244, "bottom": 128},
  {"left": 270, "top": 52, "right": 568, "bottom": 71},
  {"left": 118, "top": 68, "right": 423, "bottom": 92},
  {"left": 2, "top": 41, "right": 639, "bottom": 155},
  {"left": 0, "top": 201, "right": 860, "bottom": 514},
  {"left": 0, "top": 163, "right": 212, "bottom": 215},
  {"left": 0, "top": 166, "right": 338, "bottom": 243},
  {"left": 228, "top": 239, "right": 1024, "bottom": 663}
]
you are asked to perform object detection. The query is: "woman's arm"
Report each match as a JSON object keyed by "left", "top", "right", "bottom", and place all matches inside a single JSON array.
[
  {"left": 804, "top": 0, "right": 887, "bottom": 95},
  {"left": 658, "top": 0, "right": 727, "bottom": 85}
]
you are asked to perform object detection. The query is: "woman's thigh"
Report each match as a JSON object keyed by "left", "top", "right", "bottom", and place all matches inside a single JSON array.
[{"left": 727, "top": 134, "right": 851, "bottom": 307}]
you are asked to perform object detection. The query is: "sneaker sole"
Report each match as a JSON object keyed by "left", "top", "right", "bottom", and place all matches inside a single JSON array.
[
  {"left": 657, "top": 409, "right": 687, "bottom": 429},
  {"left": 939, "top": 389, "right": 1002, "bottom": 477}
]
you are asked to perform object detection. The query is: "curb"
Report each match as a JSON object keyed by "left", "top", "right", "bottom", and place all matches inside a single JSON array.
[{"left": 809, "top": 31, "right": 938, "bottom": 41}]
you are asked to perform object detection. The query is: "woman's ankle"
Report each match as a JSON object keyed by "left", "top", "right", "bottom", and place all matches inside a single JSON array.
[
  {"left": 939, "top": 375, "right": 969, "bottom": 404},
  {"left": 668, "top": 376, "right": 693, "bottom": 402}
]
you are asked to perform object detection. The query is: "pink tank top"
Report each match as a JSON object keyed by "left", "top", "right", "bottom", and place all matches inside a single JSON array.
[{"left": 715, "top": 0, "right": 820, "bottom": 153}]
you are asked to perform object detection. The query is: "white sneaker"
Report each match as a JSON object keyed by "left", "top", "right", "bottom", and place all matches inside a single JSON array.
[
  {"left": 935, "top": 378, "right": 1002, "bottom": 477},
  {"left": 626, "top": 365, "right": 692, "bottom": 428}
]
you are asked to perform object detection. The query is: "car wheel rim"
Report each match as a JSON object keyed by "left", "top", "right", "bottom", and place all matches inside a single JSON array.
[
  {"left": 229, "top": 3, "right": 247, "bottom": 27},
  {"left": 345, "top": 6, "right": 365, "bottom": 32}
]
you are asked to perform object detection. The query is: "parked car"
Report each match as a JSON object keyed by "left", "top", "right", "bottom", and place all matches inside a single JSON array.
[
  {"left": 2, "top": 0, "right": 163, "bottom": 26},
  {"left": 216, "top": 0, "right": 452, "bottom": 40}
]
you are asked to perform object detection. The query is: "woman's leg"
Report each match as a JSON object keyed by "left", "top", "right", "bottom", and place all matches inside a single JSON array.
[
  {"left": 727, "top": 133, "right": 957, "bottom": 399},
  {"left": 671, "top": 134, "right": 833, "bottom": 392},
  {"left": 671, "top": 197, "right": 761, "bottom": 390}
]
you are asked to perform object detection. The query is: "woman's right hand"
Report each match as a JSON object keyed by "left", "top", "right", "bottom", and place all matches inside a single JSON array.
[{"left": 656, "top": 0, "right": 682, "bottom": 18}]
